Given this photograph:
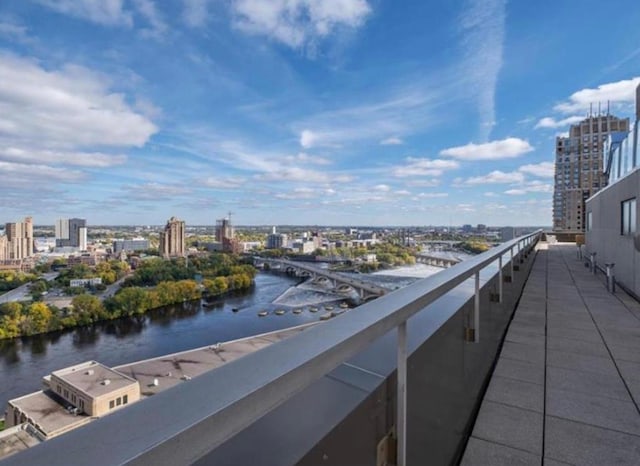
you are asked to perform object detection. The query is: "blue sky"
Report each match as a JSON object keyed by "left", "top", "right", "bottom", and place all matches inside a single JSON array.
[{"left": 1, "top": 0, "right": 639, "bottom": 227}]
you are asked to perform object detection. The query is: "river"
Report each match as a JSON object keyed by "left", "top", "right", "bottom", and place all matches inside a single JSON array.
[
  {"left": 0, "top": 273, "right": 309, "bottom": 410},
  {"left": 0, "top": 264, "right": 442, "bottom": 411}
]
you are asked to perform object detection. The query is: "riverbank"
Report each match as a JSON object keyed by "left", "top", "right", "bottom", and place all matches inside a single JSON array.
[{"left": 0, "top": 278, "right": 255, "bottom": 341}]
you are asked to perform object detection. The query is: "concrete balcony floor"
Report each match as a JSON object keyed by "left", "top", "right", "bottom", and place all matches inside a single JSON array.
[{"left": 461, "top": 243, "right": 640, "bottom": 465}]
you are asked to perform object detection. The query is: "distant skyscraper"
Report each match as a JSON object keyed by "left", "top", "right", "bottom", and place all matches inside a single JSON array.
[
  {"left": 267, "top": 227, "right": 288, "bottom": 249},
  {"left": 215, "top": 214, "right": 240, "bottom": 253},
  {"left": 55, "top": 218, "right": 87, "bottom": 248},
  {"left": 2, "top": 216, "right": 33, "bottom": 260},
  {"left": 159, "top": 217, "right": 185, "bottom": 258},
  {"left": 55, "top": 219, "right": 69, "bottom": 242},
  {"left": 553, "top": 113, "right": 630, "bottom": 232}
]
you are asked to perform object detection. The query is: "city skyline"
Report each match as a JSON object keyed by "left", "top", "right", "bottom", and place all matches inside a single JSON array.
[{"left": 1, "top": 1, "right": 640, "bottom": 226}]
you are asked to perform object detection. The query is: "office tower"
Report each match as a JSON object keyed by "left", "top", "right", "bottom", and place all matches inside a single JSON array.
[
  {"left": 55, "top": 218, "right": 87, "bottom": 248},
  {"left": 553, "top": 113, "right": 630, "bottom": 233},
  {"left": 3, "top": 217, "right": 33, "bottom": 259},
  {"left": 159, "top": 217, "right": 185, "bottom": 258}
]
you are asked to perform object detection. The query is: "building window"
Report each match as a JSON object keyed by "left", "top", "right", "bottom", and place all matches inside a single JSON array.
[
  {"left": 123, "top": 395, "right": 128, "bottom": 405},
  {"left": 57, "top": 385, "right": 61, "bottom": 394},
  {"left": 109, "top": 400, "right": 115, "bottom": 409},
  {"left": 622, "top": 198, "right": 637, "bottom": 235},
  {"left": 64, "top": 389, "right": 69, "bottom": 399},
  {"left": 116, "top": 397, "right": 122, "bottom": 406}
]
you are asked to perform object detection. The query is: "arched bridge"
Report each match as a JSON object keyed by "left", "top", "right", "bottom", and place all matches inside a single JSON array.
[
  {"left": 416, "top": 254, "right": 461, "bottom": 268},
  {"left": 257, "top": 259, "right": 387, "bottom": 301}
]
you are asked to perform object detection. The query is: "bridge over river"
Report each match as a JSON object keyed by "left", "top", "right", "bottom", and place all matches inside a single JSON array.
[{"left": 256, "top": 258, "right": 388, "bottom": 301}]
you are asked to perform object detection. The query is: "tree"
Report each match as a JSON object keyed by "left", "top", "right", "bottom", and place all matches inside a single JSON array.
[
  {"left": 72, "top": 294, "right": 105, "bottom": 325},
  {"left": 26, "top": 302, "right": 52, "bottom": 334}
]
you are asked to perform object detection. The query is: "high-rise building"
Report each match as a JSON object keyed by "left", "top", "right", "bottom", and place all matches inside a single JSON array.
[
  {"left": 553, "top": 113, "right": 630, "bottom": 233},
  {"left": 266, "top": 227, "right": 288, "bottom": 249},
  {"left": 586, "top": 84, "right": 640, "bottom": 296},
  {"left": 159, "top": 217, "right": 185, "bottom": 258},
  {"left": 215, "top": 215, "right": 240, "bottom": 253},
  {"left": 55, "top": 218, "right": 87, "bottom": 248},
  {"left": 2, "top": 217, "right": 33, "bottom": 260},
  {"left": 55, "top": 219, "right": 69, "bottom": 242}
]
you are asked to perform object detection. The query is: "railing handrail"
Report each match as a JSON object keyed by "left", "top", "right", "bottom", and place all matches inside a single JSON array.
[{"left": 2, "top": 230, "right": 541, "bottom": 466}]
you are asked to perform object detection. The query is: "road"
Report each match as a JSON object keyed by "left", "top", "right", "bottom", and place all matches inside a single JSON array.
[
  {"left": 100, "top": 273, "right": 132, "bottom": 300},
  {"left": 0, "top": 272, "right": 59, "bottom": 304}
]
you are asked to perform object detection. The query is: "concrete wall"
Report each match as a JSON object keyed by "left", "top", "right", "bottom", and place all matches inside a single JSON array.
[{"left": 586, "top": 168, "right": 640, "bottom": 297}]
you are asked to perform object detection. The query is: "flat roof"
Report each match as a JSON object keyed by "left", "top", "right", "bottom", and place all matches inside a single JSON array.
[
  {"left": 115, "top": 324, "right": 316, "bottom": 397},
  {"left": 0, "top": 428, "right": 41, "bottom": 461},
  {"left": 8, "top": 391, "right": 91, "bottom": 437},
  {"left": 51, "top": 361, "right": 138, "bottom": 398}
]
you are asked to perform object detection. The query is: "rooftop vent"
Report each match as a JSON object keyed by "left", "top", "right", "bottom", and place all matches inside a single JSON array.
[
  {"left": 101, "top": 379, "right": 110, "bottom": 386},
  {"left": 85, "top": 369, "right": 94, "bottom": 375}
]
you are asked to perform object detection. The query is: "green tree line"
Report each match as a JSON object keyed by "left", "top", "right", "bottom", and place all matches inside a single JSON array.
[{"left": 0, "top": 254, "right": 256, "bottom": 339}]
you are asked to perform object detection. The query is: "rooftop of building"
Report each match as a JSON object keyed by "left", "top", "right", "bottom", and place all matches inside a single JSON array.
[
  {"left": 8, "top": 390, "right": 92, "bottom": 438},
  {"left": 114, "top": 323, "right": 317, "bottom": 397},
  {"left": 51, "top": 361, "right": 138, "bottom": 398},
  {"left": 461, "top": 242, "right": 640, "bottom": 465}
]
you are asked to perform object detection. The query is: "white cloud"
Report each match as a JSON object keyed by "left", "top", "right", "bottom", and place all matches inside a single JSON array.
[
  {"left": 392, "top": 158, "right": 459, "bottom": 177},
  {"left": 417, "top": 192, "right": 448, "bottom": 199},
  {"left": 556, "top": 131, "right": 569, "bottom": 138},
  {"left": 285, "top": 152, "right": 331, "bottom": 165},
  {"left": 183, "top": 0, "right": 211, "bottom": 27},
  {"left": 201, "top": 176, "right": 247, "bottom": 189},
  {"left": 504, "top": 180, "right": 553, "bottom": 196},
  {"left": 36, "top": 0, "right": 133, "bottom": 27},
  {"left": 0, "top": 53, "right": 157, "bottom": 149},
  {"left": 374, "top": 184, "right": 391, "bottom": 192},
  {"left": 519, "top": 161, "right": 554, "bottom": 178},
  {"left": 231, "top": 0, "right": 371, "bottom": 49},
  {"left": 458, "top": 0, "right": 506, "bottom": 140},
  {"left": 275, "top": 187, "right": 317, "bottom": 200},
  {"left": 535, "top": 115, "right": 584, "bottom": 129},
  {"left": 255, "top": 167, "right": 351, "bottom": 183},
  {"left": 380, "top": 137, "right": 403, "bottom": 145},
  {"left": 132, "top": 0, "right": 168, "bottom": 39},
  {"left": 300, "top": 129, "right": 320, "bottom": 148},
  {"left": 0, "top": 161, "right": 86, "bottom": 188},
  {"left": 407, "top": 179, "right": 440, "bottom": 188},
  {"left": 460, "top": 170, "right": 524, "bottom": 186},
  {"left": 0, "top": 147, "right": 127, "bottom": 168},
  {"left": 0, "top": 20, "right": 36, "bottom": 45},
  {"left": 124, "top": 182, "right": 191, "bottom": 200},
  {"left": 395, "top": 190, "right": 411, "bottom": 196},
  {"left": 440, "top": 137, "right": 533, "bottom": 160},
  {"left": 554, "top": 77, "right": 640, "bottom": 113}
]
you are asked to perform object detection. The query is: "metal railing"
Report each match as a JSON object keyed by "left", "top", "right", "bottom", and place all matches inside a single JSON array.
[{"left": 2, "top": 231, "right": 542, "bottom": 466}]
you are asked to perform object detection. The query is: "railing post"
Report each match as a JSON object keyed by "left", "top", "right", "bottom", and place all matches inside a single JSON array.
[
  {"left": 397, "top": 322, "right": 407, "bottom": 466},
  {"left": 474, "top": 271, "right": 480, "bottom": 342},
  {"left": 590, "top": 252, "right": 597, "bottom": 275},
  {"left": 498, "top": 255, "right": 503, "bottom": 303},
  {"left": 606, "top": 263, "right": 616, "bottom": 293},
  {"left": 510, "top": 246, "right": 514, "bottom": 279}
]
